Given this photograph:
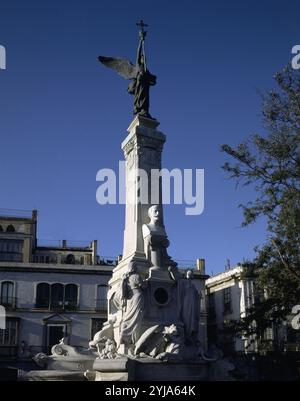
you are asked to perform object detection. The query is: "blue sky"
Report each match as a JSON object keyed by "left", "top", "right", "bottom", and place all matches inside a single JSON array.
[{"left": 0, "top": 0, "right": 299, "bottom": 274}]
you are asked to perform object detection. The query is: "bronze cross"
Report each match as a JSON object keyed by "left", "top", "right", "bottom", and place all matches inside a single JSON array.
[{"left": 136, "top": 20, "right": 148, "bottom": 33}]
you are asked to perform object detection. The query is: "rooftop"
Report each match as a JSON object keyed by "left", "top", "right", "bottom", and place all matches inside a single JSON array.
[
  {"left": 206, "top": 265, "right": 244, "bottom": 285},
  {"left": 0, "top": 208, "right": 37, "bottom": 220}
]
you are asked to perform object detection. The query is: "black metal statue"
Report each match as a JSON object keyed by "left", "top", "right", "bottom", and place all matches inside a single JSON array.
[{"left": 98, "top": 20, "right": 156, "bottom": 119}]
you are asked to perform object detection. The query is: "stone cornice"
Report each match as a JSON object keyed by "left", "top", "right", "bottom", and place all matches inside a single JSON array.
[{"left": 0, "top": 262, "right": 113, "bottom": 275}]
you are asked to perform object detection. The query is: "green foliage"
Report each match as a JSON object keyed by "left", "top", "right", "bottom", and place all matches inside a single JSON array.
[{"left": 221, "top": 65, "right": 300, "bottom": 338}]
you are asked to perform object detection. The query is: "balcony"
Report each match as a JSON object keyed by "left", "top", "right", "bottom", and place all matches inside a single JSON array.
[
  {"left": 0, "top": 254, "right": 23, "bottom": 262},
  {"left": 0, "top": 297, "right": 17, "bottom": 310},
  {"left": 95, "top": 299, "right": 107, "bottom": 312},
  {"left": 63, "top": 301, "right": 78, "bottom": 311},
  {"left": 35, "top": 300, "right": 78, "bottom": 311},
  {"left": 50, "top": 301, "right": 78, "bottom": 312}
]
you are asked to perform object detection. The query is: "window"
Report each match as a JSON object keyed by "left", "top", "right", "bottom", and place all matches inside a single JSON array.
[
  {"left": 91, "top": 318, "right": 105, "bottom": 339},
  {"left": 65, "top": 284, "right": 78, "bottom": 310},
  {"left": 1, "top": 281, "right": 15, "bottom": 308},
  {"left": 66, "top": 254, "right": 75, "bottom": 264},
  {"left": 96, "top": 285, "right": 108, "bottom": 311},
  {"left": 6, "top": 225, "right": 15, "bottom": 233},
  {"left": 0, "top": 318, "right": 19, "bottom": 358},
  {"left": 0, "top": 239, "right": 23, "bottom": 262},
  {"left": 253, "top": 282, "right": 264, "bottom": 305},
  {"left": 0, "top": 225, "right": 3, "bottom": 232},
  {"left": 46, "top": 324, "right": 67, "bottom": 350},
  {"left": 36, "top": 283, "right": 50, "bottom": 308},
  {"left": 0, "top": 318, "right": 18, "bottom": 345},
  {"left": 223, "top": 287, "right": 232, "bottom": 314},
  {"left": 36, "top": 283, "right": 78, "bottom": 310},
  {"left": 50, "top": 283, "right": 64, "bottom": 309}
]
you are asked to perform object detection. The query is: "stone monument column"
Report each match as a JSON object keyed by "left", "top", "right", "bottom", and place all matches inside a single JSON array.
[
  {"left": 113, "top": 115, "right": 166, "bottom": 275},
  {"left": 122, "top": 115, "right": 166, "bottom": 261}
]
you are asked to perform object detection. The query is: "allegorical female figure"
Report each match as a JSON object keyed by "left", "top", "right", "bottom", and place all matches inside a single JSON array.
[
  {"left": 180, "top": 270, "right": 201, "bottom": 343},
  {"left": 127, "top": 34, "right": 156, "bottom": 118},
  {"left": 119, "top": 262, "right": 147, "bottom": 351},
  {"left": 169, "top": 268, "right": 201, "bottom": 344}
]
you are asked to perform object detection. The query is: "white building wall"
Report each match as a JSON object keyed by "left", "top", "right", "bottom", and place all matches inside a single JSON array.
[
  {"left": 0, "top": 269, "right": 110, "bottom": 310},
  {"left": 0, "top": 266, "right": 112, "bottom": 358},
  {"left": 206, "top": 266, "right": 256, "bottom": 353}
]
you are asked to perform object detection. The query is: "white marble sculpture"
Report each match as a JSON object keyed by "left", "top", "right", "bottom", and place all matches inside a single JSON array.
[
  {"left": 177, "top": 270, "right": 201, "bottom": 344},
  {"left": 142, "top": 205, "right": 170, "bottom": 269},
  {"left": 118, "top": 262, "right": 147, "bottom": 353}
]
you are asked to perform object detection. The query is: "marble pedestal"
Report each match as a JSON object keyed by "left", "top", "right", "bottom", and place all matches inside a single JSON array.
[{"left": 91, "top": 357, "right": 209, "bottom": 382}]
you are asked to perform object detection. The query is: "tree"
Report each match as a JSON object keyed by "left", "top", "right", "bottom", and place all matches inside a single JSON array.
[{"left": 221, "top": 64, "right": 300, "bottom": 343}]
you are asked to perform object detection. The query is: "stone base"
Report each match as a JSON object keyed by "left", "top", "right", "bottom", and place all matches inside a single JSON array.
[
  {"left": 19, "top": 370, "right": 87, "bottom": 381},
  {"left": 91, "top": 357, "right": 209, "bottom": 381},
  {"left": 19, "top": 357, "right": 236, "bottom": 381},
  {"left": 46, "top": 356, "right": 95, "bottom": 372}
]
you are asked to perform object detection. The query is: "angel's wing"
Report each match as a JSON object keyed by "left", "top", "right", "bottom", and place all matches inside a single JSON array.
[{"left": 98, "top": 56, "right": 137, "bottom": 80}]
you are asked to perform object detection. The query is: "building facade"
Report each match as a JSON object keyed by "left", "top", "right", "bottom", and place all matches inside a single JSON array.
[
  {"left": 206, "top": 265, "right": 300, "bottom": 355},
  {"left": 0, "top": 209, "right": 114, "bottom": 367},
  {"left": 206, "top": 265, "right": 257, "bottom": 355}
]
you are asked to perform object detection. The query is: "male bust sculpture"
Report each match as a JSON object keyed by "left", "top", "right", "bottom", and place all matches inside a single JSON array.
[{"left": 142, "top": 205, "right": 169, "bottom": 269}]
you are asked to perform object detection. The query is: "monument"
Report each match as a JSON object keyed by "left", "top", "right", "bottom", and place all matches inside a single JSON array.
[
  {"left": 29, "top": 21, "right": 221, "bottom": 382},
  {"left": 88, "top": 20, "right": 212, "bottom": 381}
]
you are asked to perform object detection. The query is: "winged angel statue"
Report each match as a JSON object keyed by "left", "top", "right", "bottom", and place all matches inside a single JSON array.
[{"left": 98, "top": 23, "right": 156, "bottom": 119}]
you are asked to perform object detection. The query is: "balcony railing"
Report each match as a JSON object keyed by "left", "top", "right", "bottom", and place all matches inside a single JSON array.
[
  {"left": 63, "top": 301, "right": 78, "bottom": 311},
  {"left": 0, "top": 297, "right": 17, "bottom": 310},
  {"left": 50, "top": 301, "right": 78, "bottom": 311},
  {"left": 95, "top": 299, "right": 107, "bottom": 312},
  {"left": 0, "top": 254, "right": 23, "bottom": 262},
  {"left": 37, "top": 239, "right": 92, "bottom": 249},
  {"left": 0, "top": 345, "right": 18, "bottom": 359},
  {"left": 35, "top": 300, "right": 78, "bottom": 311}
]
